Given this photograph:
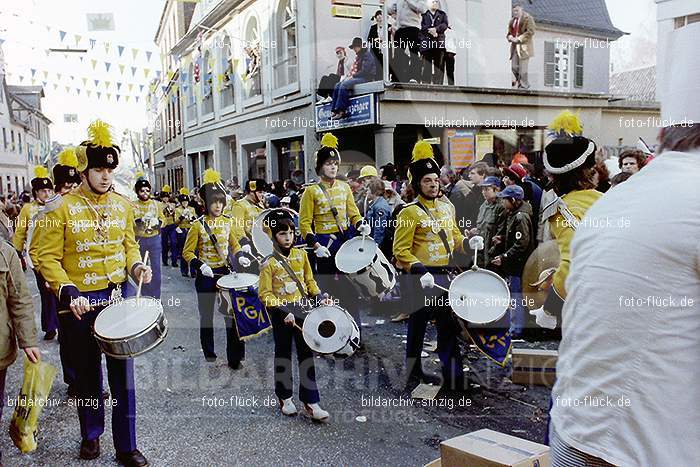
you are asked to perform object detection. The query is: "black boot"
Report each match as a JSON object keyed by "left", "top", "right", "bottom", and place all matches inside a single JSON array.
[
  {"left": 116, "top": 449, "right": 149, "bottom": 467},
  {"left": 79, "top": 438, "right": 100, "bottom": 460}
]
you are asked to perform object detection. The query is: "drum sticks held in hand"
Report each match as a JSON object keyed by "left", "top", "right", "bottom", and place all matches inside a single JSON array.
[{"left": 136, "top": 251, "right": 150, "bottom": 299}]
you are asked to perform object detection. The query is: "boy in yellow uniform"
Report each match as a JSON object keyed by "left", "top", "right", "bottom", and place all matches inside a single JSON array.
[
  {"left": 183, "top": 169, "right": 251, "bottom": 368},
  {"left": 159, "top": 185, "right": 178, "bottom": 267},
  {"left": 127, "top": 174, "right": 165, "bottom": 300},
  {"left": 175, "top": 188, "right": 198, "bottom": 277},
  {"left": 299, "top": 133, "right": 369, "bottom": 329},
  {"left": 37, "top": 120, "right": 152, "bottom": 466},
  {"left": 259, "top": 209, "right": 330, "bottom": 422},
  {"left": 231, "top": 179, "right": 267, "bottom": 266},
  {"left": 393, "top": 141, "right": 471, "bottom": 390},
  {"left": 13, "top": 166, "right": 56, "bottom": 340}
]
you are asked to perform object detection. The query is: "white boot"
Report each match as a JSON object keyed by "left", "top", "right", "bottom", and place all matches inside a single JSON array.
[
  {"left": 280, "top": 398, "right": 297, "bottom": 416},
  {"left": 304, "top": 403, "right": 329, "bottom": 422}
]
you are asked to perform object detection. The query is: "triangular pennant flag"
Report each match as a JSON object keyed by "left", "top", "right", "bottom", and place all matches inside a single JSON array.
[
  {"left": 59, "top": 30, "right": 66, "bottom": 42},
  {"left": 139, "top": 84, "right": 144, "bottom": 93},
  {"left": 105, "top": 62, "right": 111, "bottom": 72},
  {"left": 126, "top": 95, "right": 130, "bottom": 102},
  {"left": 31, "top": 79, "right": 37, "bottom": 86},
  {"left": 43, "top": 70, "right": 48, "bottom": 79},
  {"left": 94, "top": 79, "right": 100, "bottom": 87},
  {"left": 46, "top": 25, "right": 51, "bottom": 32},
  {"left": 53, "top": 83, "right": 58, "bottom": 90},
  {"left": 65, "top": 86, "right": 70, "bottom": 93},
  {"left": 144, "top": 68, "right": 150, "bottom": 78},
  {"left": 57, "top": 73, "right": 62, "bottom": 80},
  {"left": 64, "top": 53, "right": 68, "bottom": 60},
  {"left": 79, "top": 56, "right": 84, "bottom": 62},
  {"left": 31, "top": 69, "right": 37, "bottom": 77},
  {"left": 87, "top": 90, "right": 92, "bottom": 97},
  {"left": 128, "top": 83, "right": 133, "bottom": 92},
  {"left": 118, "top": 45, "right": 125, "bottom": 56},
  {"left": 45, "top": 49, "right": 50, "bottom": 57},
  {"left": 74, "top": 34, "right": 82, "bottom": 46},
  {"left": 105, "top": 81, "right": 111, "bottom": 89},
  {"left": 107, "top": 93, "right": 112, "bottom": 100},
  {"left": 89, "top": 38, "right": 96, "bottom": 49},
  {"left": 91, "top": 59, "right": 97, "bottom": 70},
  {"left": 117, "top": 82, "right": 122, "bottom": 91},
  {"left": 42, "top": 81, "right": 47, "bottom": 87},
  {"left": 132, "top": 48, "right": 139, "bottom": 60},
  {"left": 131, "top": 66, "right": 137, "bottom": 77},
  {"left": 171, "top": 93, "right": 177, "bottom": 104},
  {"left": 82, "top": 77, "right": 88, "bottom": 86},
  {"left": 172, "top": 84, "right": 179, "bottom": 94},
  {"left": 135, "top": 96, "right": 140, "bottom": 103},
  {"left": 70, "top": 75, "right": 75, "bottom": 81},
  {"left": 156, "top": 70, "right": 162, "bottom": 79},
  {"left": 146, "top": 51, "right": 152, "bottom": 62},
  {"left": 116, "top": 95, "right": 120, "bottom": 102},
  {"left": 97, "top": 91, "right": 101, "bottom": 99},
  {"left": 119, "top": 64, "right": 125, "bottom": 75},
  {"left": 76, "top": 88, "right": 80, "bottom": 95},
  {"left": 104, "top": 42, "right": 110, "bottom": 54}
]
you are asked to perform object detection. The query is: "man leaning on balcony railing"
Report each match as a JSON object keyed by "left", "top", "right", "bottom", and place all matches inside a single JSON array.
[{"left": 330, "top": 38, "right": 378, "bottom": 120}]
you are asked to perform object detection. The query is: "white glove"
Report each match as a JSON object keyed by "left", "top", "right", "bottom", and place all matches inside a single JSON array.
[
  {"left": 358, "top": 222, "right": 371, "bottom": 236},
  {"left": 284, "top": 313, "right": 296, "bottom": 326},
  {"left": 175, "top": 227, "right": 183, "bottom": 234},
  {"left": 200, "top": 264, "right": 214, "bottom": 278},
  {"left": 529, "top": 307, "right": 557, "bottom": 329},
  {"left": 419, "top": 272, "right": 435, "bottom": 289},
  {"left": 239, "top": 256, "right": 251, "bottom": 268},
  {"left": 315, "top": 246, "right": 331, "bottom": 258},
  {"left": 469, "top": 235, "right": 485, "bottom": 251},
  {"left": 241, "top": 244, "right": 252, "bottom": 255}
]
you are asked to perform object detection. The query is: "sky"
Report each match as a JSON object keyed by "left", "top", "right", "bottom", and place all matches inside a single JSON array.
[
  {"left": 0, "top": 0, "right": 164, "bottom": 145},
  {"left": 0, "top": 0, "right": 657, "bottom": 147}
]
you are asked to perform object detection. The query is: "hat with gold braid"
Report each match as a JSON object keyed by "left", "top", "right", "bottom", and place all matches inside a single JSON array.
[
  {"left": 178, "top": 187, "right": 190, "bottom": 202},
  {"left": 53, "top": 147, "right": 81, "bottom": 187},
  {"left": 75, "top": 120, "right": 120, "bottom": 172},
  {"left": 134, "top": 171, "right": 151, "bottom": 193},
  {"left": 407, "top": 140, "right": 440, "bottom": 192},
  {"left": 543, "top": 111, "right": 597, "bottom": 175},
  {"left": 31, "top": 166, "right": 54, "bottom": 192},
  {"left": 199, "top": 169, "right": 227, "bottom": 208}
]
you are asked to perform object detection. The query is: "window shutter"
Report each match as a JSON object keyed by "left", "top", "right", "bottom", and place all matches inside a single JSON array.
[
  {"left": 544, "top": 41, "right": 556, "bottom": 87},
  {"left": 574, "top": 44, "right": 584, "bottom": 88}
]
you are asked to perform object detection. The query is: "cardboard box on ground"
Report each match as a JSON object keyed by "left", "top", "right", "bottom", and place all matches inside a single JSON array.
[
  {"left": 511, "top": 349, "right": 558, "bottom": 387},
  {"left": 432, "top": 429, "right": 550, "bottom": 467}
]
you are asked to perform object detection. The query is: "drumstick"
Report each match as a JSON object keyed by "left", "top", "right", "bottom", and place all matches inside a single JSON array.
[
  {"left": 433, "top": 284, "right": 450, "bottom": 294},
  {"left": 293, "top": 322, "right": 304, "bottom": 333},
  {"left": 136, "top": 251, "right": 150, "bottom": 299},
  {"left": 327, "top": 234, "right": 336, "bottom": 250}
]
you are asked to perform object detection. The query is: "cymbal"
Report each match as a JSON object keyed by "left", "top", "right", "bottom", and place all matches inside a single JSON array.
[{"left": 523, "top": 240, "right": 560, "bottom": 309}]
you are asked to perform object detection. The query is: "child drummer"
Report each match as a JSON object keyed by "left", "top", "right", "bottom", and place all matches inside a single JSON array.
[
  {"left": 182, "top": 169, "right": 251, "bottom": 368},
  {"left": 258, "top": 209, "right": 331, "bottom": 422}
]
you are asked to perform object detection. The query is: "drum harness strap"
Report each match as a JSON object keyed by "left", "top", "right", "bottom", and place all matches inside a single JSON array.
[
  {"left": 272, "top": 250, "right": 311, "bottom": 300},
  {"left": 415, "top": 201, "right": 462, "bottom": 274},
  {"left": 316, "top": 182, "right": 346, "bottom": 236},
  {"left": 199, "top": 218, "right": 235, "bottom": 271}
]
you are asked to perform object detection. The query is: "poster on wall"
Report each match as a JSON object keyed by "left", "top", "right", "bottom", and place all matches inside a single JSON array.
[
  {"left": 475, "top": 134, "right": 494, "bottom": 161},
  {"left": 447, "top": 129, "right": 475, "bottom": 169}
]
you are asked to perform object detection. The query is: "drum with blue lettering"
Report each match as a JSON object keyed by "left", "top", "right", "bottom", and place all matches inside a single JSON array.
[{"left": 216, "top": 273, "right": 271, "bottom": 340}]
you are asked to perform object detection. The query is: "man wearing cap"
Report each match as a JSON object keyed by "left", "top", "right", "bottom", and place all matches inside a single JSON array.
[
  {"left": 330, "top": 37, "right": 378, "bottom": 120},
  {"left": 175, "top": 188, "right": 198, "bottom": 277},
  {"left": 490, "top": 184, "right": 533, "bottom": 338},
  {"left": 231, "top": 179, "right": 267, "bottom": 267},
  {"left": 159, "top": 186, "right": 178, "bottom": 267},
  {"left": 393, "top": 140, "right": 471, "bottom": 389},
  {"left": 126, "top": 174, "right": 165, "bottom": 300},
  {"left": 13, "top": 166, "right": 57, "bottom": 340},
  {"left": 469, "top": 176, "right": 504, "bottom": 270},
  {"left": 299, "top": 133, "right": 368, "bottom": 329},
  {"left": 37, "top": 120, "right": 152, "bottom": 466}
]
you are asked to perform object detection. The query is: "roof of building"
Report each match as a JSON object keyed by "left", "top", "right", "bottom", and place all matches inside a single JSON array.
[
  {"left": 7, "top": 85, "right": 45, "bottom": 109},
  {"left": 610, "top": 66, "right": 657, "bottom": 103},
  {"left": 515, "top": 0, "right": 626, "bottom": 39}
]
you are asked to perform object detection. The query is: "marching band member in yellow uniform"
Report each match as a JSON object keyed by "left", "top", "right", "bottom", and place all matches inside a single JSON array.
[
  {"left": 175, "top": 188, "right": 198, "bottom": 277},
  {"left": 299, "top": 133, "right": 369, "bottom": 329},
  {"left": 231, "top": 179, "right": 267, "bottom": 266},
  {"left": 159, "top": 185, "right": 178, "bottom": 267},
  {"left": 127, "top": 173, "right": 165, "bottom": 300},
  {"left": 37, "top": 120, "right": 152, "bottom": 466},
  {"left": 259, "top": 209, "right": 330, "bottom": 422},
  {"left": 530, "top": 111, "right": 604, "bottom": 330},
  {"left": 183, "top": 169, "right": 251, "bottom": 368},
  {"left": 28, "top": 147, "right": 82, "bottom": 392},
  {"left": 13, "top": 166, "right": 56, "bottom": 341},
  {"left": 393, "top": 140, "right": 471, "bottom": 390}
]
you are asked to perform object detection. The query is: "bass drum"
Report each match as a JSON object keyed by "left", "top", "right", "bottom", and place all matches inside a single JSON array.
[
  {"left": 335, "top": 236, "right": 397, "bottom": 298},
  {"left": 251, "top": 207, "right": 300, "bottom": 258}
]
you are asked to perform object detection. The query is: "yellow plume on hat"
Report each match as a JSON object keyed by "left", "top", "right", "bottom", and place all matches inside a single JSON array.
[
  {"left": 162, "top": 185, "right": 172, "bottom": 193},
  {"left": 75, "top": 145, "right": 88, "bottom": 172},
  {"left": 34, "top": 166, "right": 50, "bottom": 179},
  {"left": 87, "top": 120, "right": 114, "bottom": 147},
  {"left": 179, "top": 187, "right": 190, "bottom": 196},
  {"left": 135, "top": 170, "right": 145, "bottom": 179},
  {"left": 202, "top": 168, "right": 221, "bottom": 185},
  {"left": 411, "top": 140, "right": 434, "bottom": 162},
  {"left": 320, "top": 132, "right": 339, "bottom": 149},
  {"left": 548, "top": 110, "right": 583, "bottom": 136},
  {"left": 57, "top": 147, "right": 79, "bottom": 168}
]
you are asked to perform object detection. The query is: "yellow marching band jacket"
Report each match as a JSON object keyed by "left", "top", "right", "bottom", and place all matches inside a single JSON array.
[
  {"left": 132, "top": 199, "right": 165, "bottom": 238},
  {"left": 182, "top": 215, "right": 242, "bottom": 269},
  {"left": 258, "top": 248, "right": 321, "bottom": 310},
  {"left": 299, "top": 179, "right": 362, "bottom": 239}
]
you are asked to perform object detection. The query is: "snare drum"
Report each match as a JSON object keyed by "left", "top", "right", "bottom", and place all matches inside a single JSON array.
[
  {"left": 93, "top": 297, "right": 168, "bottom": 359},
  {"left": 302, "top": 305, "right": 360, "bottom": 357},
  {"left": 335, "top": 237, "right": 397, "bottom": 298},
  {"left": 448, "top": 268, "right": 511, "bottom": 325},
  {"left": 216, "top": 273, "right": 271, "bottom": 340}
]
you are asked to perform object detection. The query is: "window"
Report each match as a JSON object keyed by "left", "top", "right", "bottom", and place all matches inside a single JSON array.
[
  {"left": 11, "top": 130, "right": 15, "bottom": 152},
  {"left": 18, "top": 132, "right": 22, "bottom": 154},
  {"left": 243, "top": 15, "right": 262, "bottom": 100},
  {"left": 574, "top": 44, "right": 584, "bottom": 88},
  {"left": 544, "top": 41, "right": 570, "bottom": 89},
  {"left": 220, "top": 35, "right": 235, "bottom": 109},
  {"left": 201, "top": 50, "right": 214, "bottom": 115},
  {"left": 675, "top": 14, "right": 700, "bottom": 29},
  {"left": 274, "top": 0, "right": 298, "bottom": 90}
]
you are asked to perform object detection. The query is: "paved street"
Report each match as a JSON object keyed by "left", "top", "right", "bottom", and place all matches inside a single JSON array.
[{"left": 2, "top": 266, "right": 553, "bottom": 466}]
